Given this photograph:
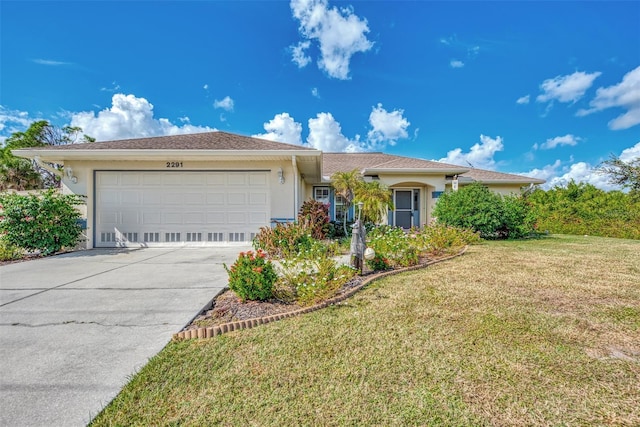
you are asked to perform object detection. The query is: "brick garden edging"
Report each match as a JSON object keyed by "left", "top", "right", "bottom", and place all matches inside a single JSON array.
[{"left": 172, "top": 246, "right": 468, "bottom": 341}]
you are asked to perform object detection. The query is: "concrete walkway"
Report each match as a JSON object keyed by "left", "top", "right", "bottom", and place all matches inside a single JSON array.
[{"left": 0, "top": 246, "right": 248, "bottom": 427}]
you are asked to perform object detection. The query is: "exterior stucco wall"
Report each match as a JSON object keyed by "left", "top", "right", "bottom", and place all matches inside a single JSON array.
[
  {"left": 376, "top": 174, "right": 448, "bottom": 227},
  {"left": 62, "top": 159, "right": 299, "bottom": 248}
]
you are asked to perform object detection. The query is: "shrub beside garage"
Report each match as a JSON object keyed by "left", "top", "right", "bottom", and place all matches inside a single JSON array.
[{"left": 0, "top": 190, "right": 85, "bottom": 259}]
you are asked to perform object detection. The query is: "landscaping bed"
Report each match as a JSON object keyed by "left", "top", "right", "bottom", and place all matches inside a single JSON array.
[{"left": 180, "top": 251, "right": 459, "bottom": 338}]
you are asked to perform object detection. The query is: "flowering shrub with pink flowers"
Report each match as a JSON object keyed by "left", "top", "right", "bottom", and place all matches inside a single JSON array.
[
  {"left": 0, "top": 190, "right": 85, "bottom": 256},
  {"left": 223, "top": 250, "right": 278, "bottom": 302}
]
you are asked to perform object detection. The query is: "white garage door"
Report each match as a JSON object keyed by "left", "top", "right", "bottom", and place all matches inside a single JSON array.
[{"left": 95, "top": 171, "right": 270, "bottom": 247}]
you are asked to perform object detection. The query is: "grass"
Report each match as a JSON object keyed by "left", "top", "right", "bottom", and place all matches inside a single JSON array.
[{"left": 90, "top": 235, "right": 640, "bottom": 426}]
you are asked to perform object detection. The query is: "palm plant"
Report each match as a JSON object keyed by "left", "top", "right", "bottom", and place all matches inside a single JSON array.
[
  {"left": 330, "top": 169, "right": 363, "bottom": 236},
  {"left": 355, "top": 180, "right": 394, "bottom": 224}
]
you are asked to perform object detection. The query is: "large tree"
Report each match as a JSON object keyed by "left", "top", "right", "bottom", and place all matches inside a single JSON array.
[
  {"left": 597, "top": 155, "right": 640, "bottom": 198},
  {"left": 1, "top": 121, "right": 94, "bottom": 190}
]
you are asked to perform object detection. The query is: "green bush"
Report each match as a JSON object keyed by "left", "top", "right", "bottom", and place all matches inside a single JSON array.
[
  {"left": 413, "top": 223, "right": 480, "bottom": 256},
  {"left": 432, "top": 183, "right": 536, "bottom": 239},
  {"left": 527, "top": 181, "right": 640, "bottom": 239},
  {"left": 224, "top": 250, "right": 278, "bottom": 302},
  {"left": 365, "top": 253, "right": 390, "bottom": 271},
  {"left": 367, "top": 226, "right": 419, "bottom": 267},
  {"left": 253, "top": 222, "right": 315, "bottom": 259},
  {"left": 277, "top": 254, "right": 356, "bottom": 306},
  {"left": 0, "top": 236, "right": 23, "bottom": 261},
  {"left": 0, "top": 190, "right": 85, "bottom": 255}
]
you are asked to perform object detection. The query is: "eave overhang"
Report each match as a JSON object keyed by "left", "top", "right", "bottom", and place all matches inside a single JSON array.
[{"left": 362, "top": 167, "right": 470, "bottom": 175}]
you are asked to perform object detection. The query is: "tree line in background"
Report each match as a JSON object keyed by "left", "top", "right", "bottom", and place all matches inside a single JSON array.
[
  {"left": 528, "top": 181, "right": 640, "bottom": 240},
  {"left": 433, "top": 158, "right": 639, "bottom": 241},
  {"left": 0, "top": 121, "right": 94, "bottom": 191}
]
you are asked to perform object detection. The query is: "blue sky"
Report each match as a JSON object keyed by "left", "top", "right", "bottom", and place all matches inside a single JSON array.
[{"left": 1, "top": 0, "right": 639, "bottom": 189}]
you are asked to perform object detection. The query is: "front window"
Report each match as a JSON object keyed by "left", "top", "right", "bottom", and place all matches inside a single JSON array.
[
  {"left": 334, "top": 195, "right": 347, "bottom": 221},
  {"left": 314, "top": 186, "right": 330, "bottom": 204}
]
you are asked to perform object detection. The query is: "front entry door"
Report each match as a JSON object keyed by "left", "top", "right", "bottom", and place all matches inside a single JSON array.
[{"left": 394, "top": 190, "right": 413, "bottom": 229}]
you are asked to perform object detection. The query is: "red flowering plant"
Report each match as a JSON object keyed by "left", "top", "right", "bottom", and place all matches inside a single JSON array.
[
  {"left": 365, "top": 254, "right": 391, "bottom": 272},
  {"left": 223, "top": 249, "right": 278, "bottom": 302}
]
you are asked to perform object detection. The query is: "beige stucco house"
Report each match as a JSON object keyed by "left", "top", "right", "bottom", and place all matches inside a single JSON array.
[{"left": 13, "top": 131, "right": 544, "bottom": 248}]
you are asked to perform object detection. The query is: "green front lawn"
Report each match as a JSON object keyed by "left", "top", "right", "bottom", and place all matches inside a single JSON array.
[{"left": 91, "top": 235, "right": 640, "bottom": 426}]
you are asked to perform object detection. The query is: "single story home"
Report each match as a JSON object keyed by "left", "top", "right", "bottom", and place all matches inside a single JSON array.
[{"left": 13, "top": 131, "right": 544, "bottom": 248}]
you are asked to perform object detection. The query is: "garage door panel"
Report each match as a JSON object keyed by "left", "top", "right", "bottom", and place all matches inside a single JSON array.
[
  {"left": 121, "top": 191, "right": 141, "bottom": 205},
  {"left": 249, "top": 173, "right": 267, "bottom": 186},
  {"left": 183, "top": 174, "right": 206, "bottom": 185},
  {"left": 184, "top": 212, "right": 205, "bottom": 224},
  {"left": 98, "top": 211, "right": 119, "bottom": 225},
  {"left": 143, "top": 192, "right": 163, "bottom": 205},
  {"left": 228, "top": 174, "right": 246, "bottom": 185},
  {"left": 142, "top": 212, "right": 162, "bottom": 225},
  {"left": 100, "top": 190, "right": 120, "bottom": 204},
  {"left": 162, "top": 212, "right": 184, "bottom": 224},
  {"left": 206, "top": 212, "right": 226, "bottom": 223},
  {"left": 162, "top": 193, "right": 184, "bottom": 205},
  {"left": 228, "top": 192, "right": 246, "bottom": 205},
  {"left": 121, "top": 211, "right": 140, "bottom": 224},
  {"left": 249, "top": 192, "right": 268, "bottom": 205},
  {"left": 98, "top": 174, "right": 119, "bottom": 186},
  {"left": 227, "top": 212, "right": 247, "bottom": 224},
  {"left": 143, "top": 174, "right": 163, "bottom": 186},
  {"left": 207, "top": 174, "right": 225, "bottom": 185},
  {"left": 96, "top": 171, "right": 270, "bottom": 247},
  {"left": 121, "top": 173, "right": 141, "bottom": 185},
  {"left": 206, "top": 192, "right": 225, "bottom": 204},
  {"left": 184, "top": 193, "right": 205, "bottom": 204},
  {"left": 249, "top": 212, "right": 268, "bottom": 224}
]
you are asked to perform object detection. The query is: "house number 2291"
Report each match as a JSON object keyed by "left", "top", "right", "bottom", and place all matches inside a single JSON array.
[{"left": 166, "top": 162, "right": 183, "bottom": 168}]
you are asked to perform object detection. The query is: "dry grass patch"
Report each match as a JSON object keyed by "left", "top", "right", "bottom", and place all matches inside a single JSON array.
[{"left": 90, "top": 235, "right": 639, "bottom": 426}]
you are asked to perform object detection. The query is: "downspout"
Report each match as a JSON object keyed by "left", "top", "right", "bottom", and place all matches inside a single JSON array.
[{"left": 292, "top": 155, "right": 299, "bottom": 216}]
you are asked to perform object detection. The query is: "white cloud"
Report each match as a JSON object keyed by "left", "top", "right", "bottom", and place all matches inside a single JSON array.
[
  {"left": 520, "top": 159, "right": 563, "bottom": 183},
  {"left": 291, "top": 41, "right": 312, "bottom": 68},
  {"left": 32, "top": 58, "right": 71, "bottom": 66},
  {"left": 213, "top": 96, "right": 234, "bottom": 111},
  {"left": 520, "top": 142, "right": 640, "bottom": 191},
  {"left": 536, "top": 70, "right": 602, "bottom": 103},
  {"left": 620, "top": 141, "right": 640, "bottom": 162},
  {"left": 576, "top": 66, "right": 640, "bottom": 130},
  {"left": 253, "top": 113, "right": 303, "bottom": 145},
  {"left": 439, "top": 134, "right": 504, "bottom": 169},
  {"left": 256, "top": 103, "right": 411, "bottom": 152},
  {"left": 516, "top": 95, "right": 530, "bottom": 105},
  {"left": 307, "top": 112, "right": 362, "bottom": 152},
  {"left": 450, "top": 60, "right": 464, "bottom": 69},
  {"left": 311, "top": 87, "right": 320, "bottom": 98},
  {"left": 69, "top": 94, "right": 216, "bottom": 141},
  {"left": 366, "top": 103, "right": 410, "bottom": 147},
  {"left": 536, "top": 134, "right": 581, "bottom": 150},
  {"left": 290, "top": 0, "right": 373, "bottom": 80},
  {"left": 203, "top": 84, "right": 209, "bottom": 90},
  {"left": 0, "top": 106, "right": 38, "bottom": 145},
  {"left": 100, "top": 81, "right": 121, "bottom": 93},
  {"left": 547, "top": 162, "right": 614, "bottom": 190}
]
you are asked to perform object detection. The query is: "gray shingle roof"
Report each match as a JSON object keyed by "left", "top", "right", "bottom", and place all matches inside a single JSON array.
[
  {"left": 23, "top": 131, "right": 317, "bottom": 151},
  {"left": 321, "top": 152, "right": 544, "bottom": 184},
  {"left": 459, "top": 168, "right": 545, "bottom": 184},
  {"left": 322, "top": 152, "right": 465, "bottom": 176}
]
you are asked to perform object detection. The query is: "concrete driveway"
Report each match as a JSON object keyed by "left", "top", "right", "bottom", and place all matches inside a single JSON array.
[{"left": 0, "top": 246, "right": 249, "bottom": 427}]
